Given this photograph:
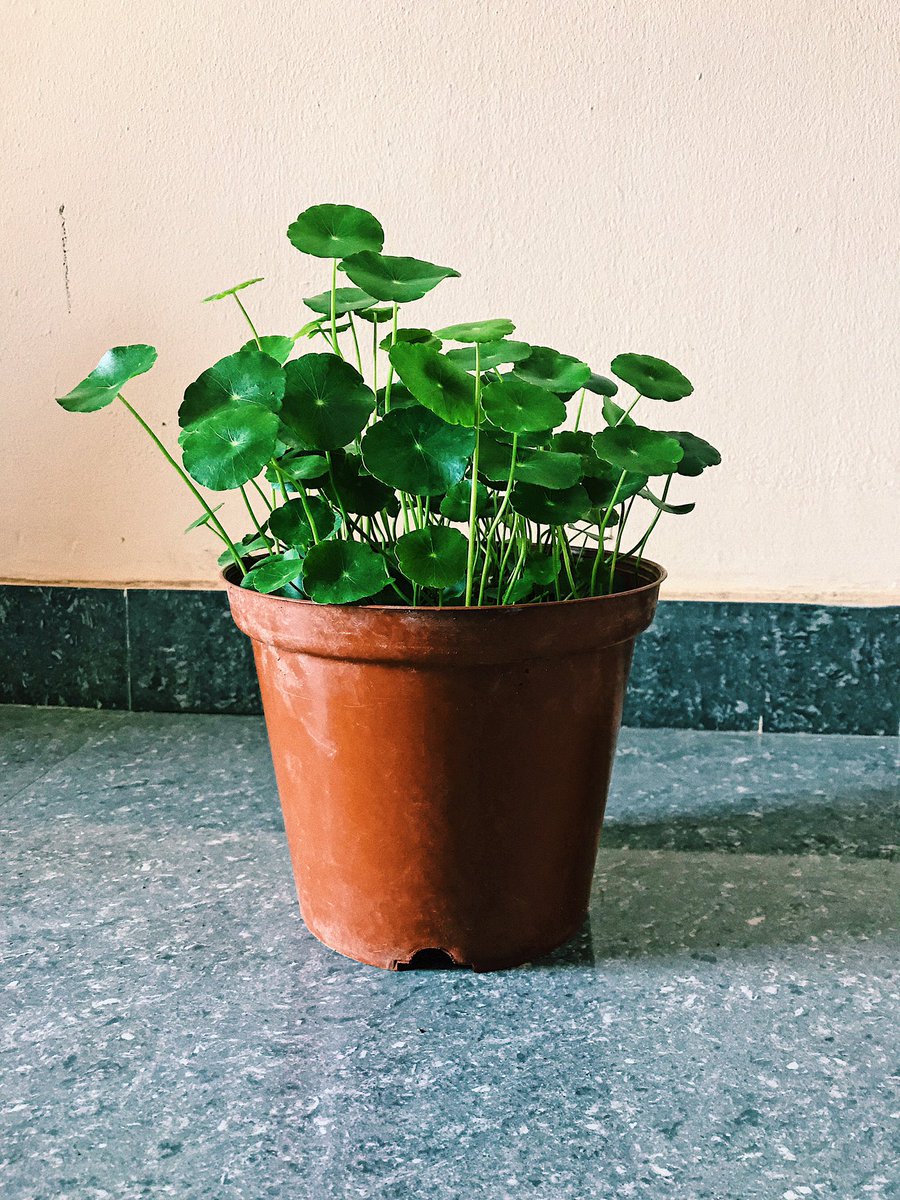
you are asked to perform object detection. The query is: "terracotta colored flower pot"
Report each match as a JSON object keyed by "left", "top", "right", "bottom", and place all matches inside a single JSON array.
[{"left": 225, "top": 557, "right": 664, "bottom": 971}]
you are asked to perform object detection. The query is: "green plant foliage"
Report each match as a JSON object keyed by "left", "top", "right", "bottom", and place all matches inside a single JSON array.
[
  {"left": 638, "top": 487, "right": 696, "bottom": 515},
  {"left": 482, "top": 377, "right": 566, "bottom": 434},
  {"left": 181, "top": 406, "right": 281, "bottom": 491},
  {"left": 287, "top": 204, "right": 384, "bottom": 259},
  {"left": 202, "top": 278, "right": 264, "bottom": 303},
  {"left": 302, "top": 540, "right": 390, "bottom": 603},
  {"left": 439, "top": 478, "right": 490, "bottom": 521},
  {"left": 510, "top": 483, "right": 593, "bottom": 525},
  {"left": 444, "top": 339, "right": 532, "bottom": 371},
  {"left": 321, "top": 451, "right": 399, "bottom": 517},
  {"left": 280, "top": 354, "right": 375, "bottom": 450},
  {"left": 514, "top": 450, "right": 583, "bottom": 489},
  {"left": 241, "top": 550, "right": 304, "bottom": 593},
  {"left": 267, "top": 496, "right": 339, "bottom": 550},
  {"left": 58, "top": 200, "right": 718, "bottom": 606},
  {"left": 435, "top": 319, "right": 515, "bottom": 343},
  {"left": 663, "top": 431, "right": 722, "bottom": 476},
  {"left": 388, "top": 342, "right": 476, "bottom": 426},
  {"left": 304, "top": 287, "right": 377, "bottom": 316},
  {"left": 512, "top": 345, "right": 591, "bottom": 394},
  {"left": 593, "top": 425, "right": 684, "bottom": 476},
  {"left": 379, "top": 328, "right": 441, "bottom": 352},
  {"left": 56, "top": 345, "right": 158, "bottom": 412},
  {"left": 610, "top": 353, "right": 693, "bottom": 401},
  {"left": 361, "top": 407, "right": 474, "bottom": 495},
  {"left": 601, "top": 397, "right": 636, "bottom": 427},
  {"left": 179, "top": 349, "right": 285, "bottom": 431},
  {"left": 584, "top": 373, "right": 618, "bottom": 397},
  {"left": 396, "top": 526, "right": 469, "bottom": 588},
  {"left": 340, "top": 251, "right": 460, "bottom": 303},
  {"left": 241, "top": 335, "right": 295, "bottom": 365}
]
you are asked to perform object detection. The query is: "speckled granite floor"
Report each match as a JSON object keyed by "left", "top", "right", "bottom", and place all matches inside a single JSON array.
[{"left": 1, "top": 708, "right": 898, "bottom": 1200}]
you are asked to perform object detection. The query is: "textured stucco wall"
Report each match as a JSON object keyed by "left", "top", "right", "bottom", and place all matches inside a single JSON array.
[{"left": 2, "top": 0, "right": 898, "bottom": 598}]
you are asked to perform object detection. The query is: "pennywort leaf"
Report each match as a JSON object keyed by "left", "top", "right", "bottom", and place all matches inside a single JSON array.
[
  {"left": 396, "top": 526, "right": 469, "bottom": 588},
  {"left": 593, "top": 425, "right": 684, "bottom": 476},
  {"left": 302, "top": 540, "right": 390, "bottom": 604},
  {"left": 179, "top": 349, "right": 285, "bottom": 432},
  {"left": 512, "top": 345, "right": 591, "bottom": 394},
  {"left": 361, "top": 407, "right": 475, "bottom": 496},
  {"left": 340, "top": 251, "right": 460, "bottom": 303},
  {"left": 388, "top": 342, "right": 476, "bottom": 426},
  {"left": 610, "top": 353, "right": 693, "bottom": 401},
  {"left": 181, "top": 406, "right": 281, "bottom": 491},
  {"left": 56, "top": 345, "right": 158, "bottom": 412},
  {"left": 280, "top": 354, "right": 375, "bottom": 451},
  {"left": 288, "top": 204, "right": 384, "bottom": 259}
]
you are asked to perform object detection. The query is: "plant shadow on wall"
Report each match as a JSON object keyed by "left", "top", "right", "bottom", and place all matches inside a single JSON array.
[{"left": 56, "top": 203, "right": 721, "bottom": 602}]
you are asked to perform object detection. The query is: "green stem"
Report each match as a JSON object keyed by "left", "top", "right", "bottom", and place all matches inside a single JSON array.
[
  {"left": 249, "top": 476, "right": 274, "bottom": 512},
  {"left": 477, "top": 431, "right": 517, "bottom": 604},
  {"left": 626, "top": 475, "right": 672, "bottom": 565},
  {"left": 325, "top": 451, "right": 350, "bottom": 537},
  {"left": 271, "top": 461, "right": 319, "bottom": 544},
  {"left": 501, "top": 530, "right": 528, "bottom": 604},
  {"left": 383, "top": 303, "right": 399, "bottom": 413},
  {"left": 348, "top": 311, "right": 363, "bottom": 374},
  {"left": 240, "top": 485, "right": 271, "bottom": 548},
  {"left": 372, "top": 320, "right": 379, "bottom": 395},
  {"left": 573, "top": 388, "right": 587, "bottom": 432},
  {"left": 589, "top": 469, "right": 628, "bottom": 596},
  {"left": 117, "top": 393, "right": 245, "bottom": 575},
  {"left": 464, "top": 343, "right": 483, "bottom": 606},
  {"left": 608, "top": 493, "right": 637, "bottom": 593},
  {"left": 330, "top": 260, "right": 343, "bottom": 359},
  {"left": 557, "top": 528, "right": 577, "bottom": 596},
  {"left": 617, "top": 393, "right": 642, "bottom": 424},
  {"left": 234, "top": 294, "right": 261, "bottom": 350},
  {"left": 496, "top": 517, "right": 518, "bottom": 598}
]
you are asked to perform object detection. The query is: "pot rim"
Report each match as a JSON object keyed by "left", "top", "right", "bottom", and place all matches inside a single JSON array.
[{"left": 221, "top": 553, "right": 666, "bottom": 614}]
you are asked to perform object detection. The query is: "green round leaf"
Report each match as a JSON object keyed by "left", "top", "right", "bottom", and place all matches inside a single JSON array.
[
  {"left": 241, "top": 335, "right": 295, "bottom": 365},
  {"left": 303, "top": 287, "right": 378, "bottom": 316},
  {"left": 287, "top": 204, "right": 384, "bottom": 259},
  {"left": 379, "top": 328, "right": 441, "bottom": 352},
  {"left": 388, "top": 342, "right": 476, "bottom": 426},
  {"left": 376, "top": 382, "right": 420, "bottom": 414},
  {"left": 434, "top": 319, "right": 515, "bottom": 343},
  {"left": 268, "top": 496, "right": 339, "bottom": 550},
  {"left": 241, "top": 550, "right": 303, "bottom": 594},
  {"left": 280, "top": 354, "right": 375, "bottom": 451},
  {"left": 610, "top": 353, "right": 693, "bottom": 401},
  {"left": 302, "top": 540, "right": 390, "bottom": 604},
  {"left": 602, "top": 397, "right": 636, "bottom": 427},
  {"left": 663, "top": 431, "right": 722, "bottom": 476},
  {"left": 584, "top": 373, "right": 618, "bottom": 397},
  {"left": 361, "top": 408, "right": 475, "bottom": 496},
  {"left": 510, "top": 483, "right": 593, "bottom": 525},
  {"left": 439, "top": 478, "right": 490, "bottom": 521},
  {"left": 56, "top": 345, "right": 157, "bottom": 413},
  {"left": 355, "top": 306, "right": 394, "bottom": 324},
  {"left": 202, "top": 278, "right": 263, "bottom": 303},
  {"left": 179, "top": 349, "right": 285, "bottom": 431},
  {"left": 340, "top": 251, "right": 461, "bottom": 303},
  {"left": 512, "top": 345, "right": 591, "bottom": 394},
  {"left": 524, "top": 553, "right": 560, "bottom": 586},
  {"left": 638, "top": 487, "right": 696, "bottom": 515},
  {"left": 184, "top": 503, "right": 224, "bottom": 533},
  {"left": 514, "top": 450, "right": 583, "bottom": 489},
  {"left": 593, "top": 425, "right": 684, "bottom": 476},
  {"left": 444, "top": 340, "right": 532, "bottom": 372},
  {"left": 395, "top": 526, "right": 469, "bottom": 589},
  {"left": 322, "top": 451, "right": 399, "bottom": 517},
  {"left": 181, "top": 406, "right": 281, "bottom": 491},
  {"left": 218, "top": 533, "right": 269, "bottom": 567},
  {"left": 268, "top": 450, "right": 328, "bottom": 485},
  {"left": 482, "top": 377, "right": 566, "bottom": 434}
]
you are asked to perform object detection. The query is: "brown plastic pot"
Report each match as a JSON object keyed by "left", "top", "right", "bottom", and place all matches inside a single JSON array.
[{"left": 225, "top": 557, "right": 664, "bottom": 972}]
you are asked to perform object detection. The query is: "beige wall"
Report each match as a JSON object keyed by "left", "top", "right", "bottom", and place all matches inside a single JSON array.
[{"left": 3, "top": 0, "right": 898, "bottom": 600}]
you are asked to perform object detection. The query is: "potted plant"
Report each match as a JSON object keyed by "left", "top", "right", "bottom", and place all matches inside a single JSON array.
[{"left": 56, "top": 203, "right": 721, "bottom": 971}]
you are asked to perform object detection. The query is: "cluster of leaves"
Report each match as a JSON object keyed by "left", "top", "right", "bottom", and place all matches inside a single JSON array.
[{"left": 56, "top": 203, "right": 721, "bottom": 606}]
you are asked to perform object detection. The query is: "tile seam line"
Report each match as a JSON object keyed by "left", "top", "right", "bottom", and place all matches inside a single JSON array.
[{"left": 124, "top": 587, "right": 133, "bottom": 712}]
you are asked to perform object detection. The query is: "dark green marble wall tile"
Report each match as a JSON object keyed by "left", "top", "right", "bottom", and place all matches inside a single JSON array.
[
  {"left": 0, "top": 585, "right": 127, "bottom": 709},
  {"left": 127, "top": 588, "right": 261, "bottom": 715},
  {"left": 625, "top": 601, "right": 898, "bottom": 736}
]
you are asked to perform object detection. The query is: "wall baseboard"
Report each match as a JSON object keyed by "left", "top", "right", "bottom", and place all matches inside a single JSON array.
[{"left": 0, "top": 584, "right": 896, "bottom": 735}]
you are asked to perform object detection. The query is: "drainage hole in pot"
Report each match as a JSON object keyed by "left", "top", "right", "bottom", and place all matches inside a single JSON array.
[{"left": 395, "top": 948, "right": 465, "bottom": 971}]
